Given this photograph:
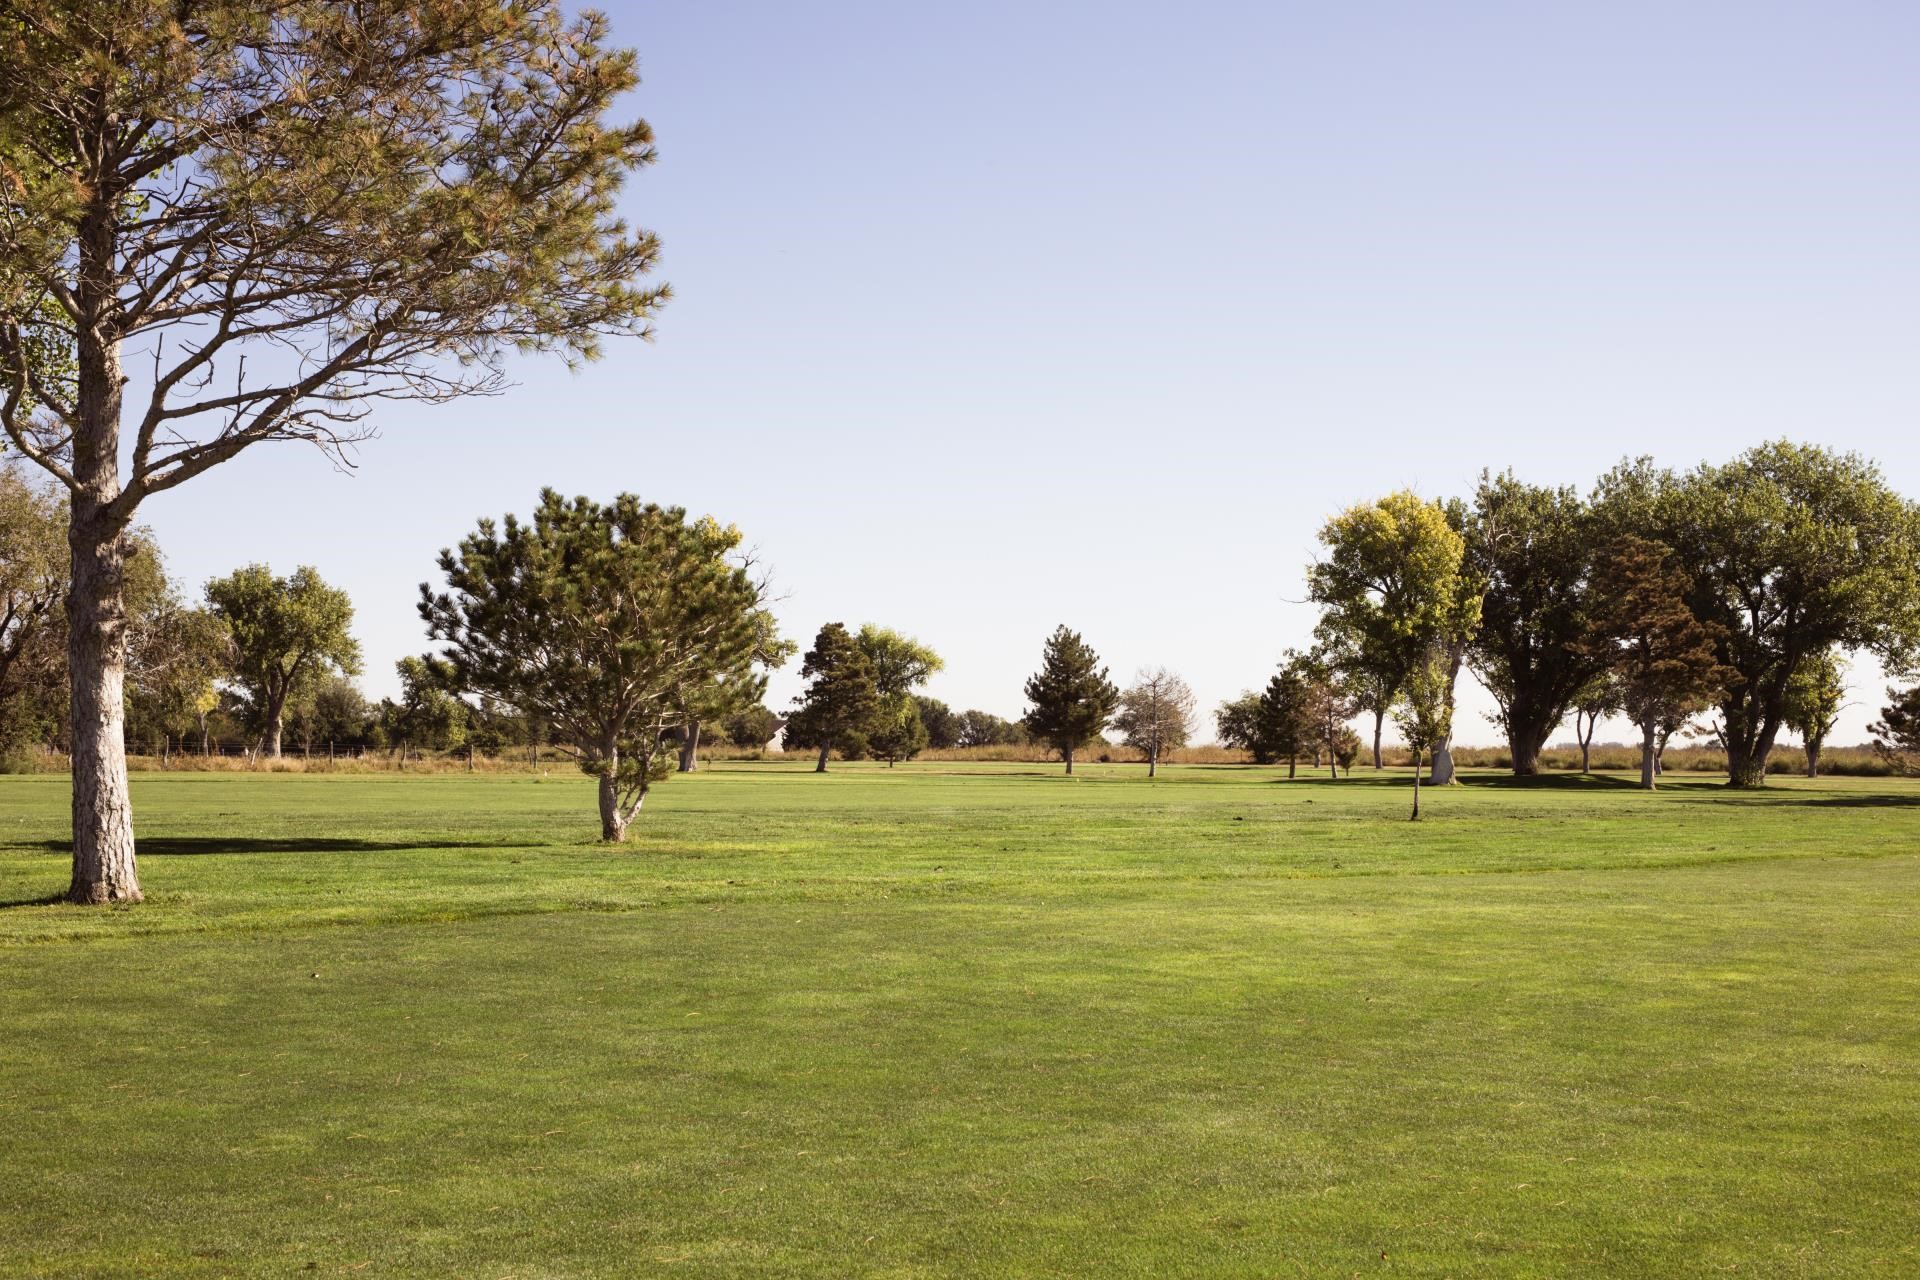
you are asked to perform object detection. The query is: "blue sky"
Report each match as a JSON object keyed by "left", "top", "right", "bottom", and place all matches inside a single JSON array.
[{"left": 137, "top": 0, "right": 1920, "bottom": 745}]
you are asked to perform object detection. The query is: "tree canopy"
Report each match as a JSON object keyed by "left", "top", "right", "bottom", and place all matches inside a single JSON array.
[
  {"left": 205, "top": 564, "right": 360, "bottom": 758},
  {"left": 422, "top": 491, "right": 772, "bottom": 841},
  {"left": 1022, "top": 626, "right": 1118, "bottom": 774}
]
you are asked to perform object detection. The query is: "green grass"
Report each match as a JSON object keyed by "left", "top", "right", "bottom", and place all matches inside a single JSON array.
[{"left": 2, "top": 762, "right": 1917, "bottom": 1277}]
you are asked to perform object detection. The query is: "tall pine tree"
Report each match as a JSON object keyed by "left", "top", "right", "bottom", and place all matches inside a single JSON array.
[
  {"left": 1022, "top": 626, "right": 1118, "bottom": 774},
  {"left": 789, "top": 623, "right": 881, "bottom": 773}
]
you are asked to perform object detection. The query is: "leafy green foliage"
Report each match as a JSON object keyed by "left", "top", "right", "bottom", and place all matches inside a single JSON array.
[
  {"left": 913, "top": 696, "right": 960, "bottom": 750},
  {"left": 421, "top": 491, "right": 771, "bottom": 838},
  {"left": 1463, "top": 472, "right": 1609, "bottom": 774},
  {"left": 205, "top": 564, "right": 360, "bottom": 756},
  {"left": 866, "top": 693, "right": 931, "bottom": 766},
  {"left": 855, "top": 626, "right": 943, "bottom": 699},
  {"left": 1600, "top": 442, "right": 1920, "bottom": 785},
  {"left": 1022, "top": 626, "right": 1118, "bottom": 772},
  {"left": 955, "top": 709, "right": 1027, "bottom": 749}
]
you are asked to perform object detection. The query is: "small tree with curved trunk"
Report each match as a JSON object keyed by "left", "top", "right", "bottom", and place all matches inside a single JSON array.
[
  {"left": 206, "top": 564, "right": 359, "bottom": 758},
  {"left": 1022, "top": 625, "right": 1117, "bottom": 775},
  {"left": 2, "top": 1, "right": 664, "bottom": 901},
  {"left": 1395, "top": 646, "right": 1454, "bottom": 821},
  {"left": 1783, "top": 650, "right": 1847, "bottom": 779},
  {"left": 423, "top": 492, "right": 772, "bottom": 842},
  {"left": 1113, "top": 667, "right": 1195, "bottom": 777}
]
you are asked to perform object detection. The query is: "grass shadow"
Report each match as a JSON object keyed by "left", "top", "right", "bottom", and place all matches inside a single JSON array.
[{"left": 0, "top": 892, "right": 67, "bottom": 911}]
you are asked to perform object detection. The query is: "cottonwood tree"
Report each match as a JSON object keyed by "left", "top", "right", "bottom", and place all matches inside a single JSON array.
[
  {"left": 1311, "top": 491, "right": 1480, "bottom": 784},
  {"left": 1395, "top": 644, "right": 1455, "bottom": 821},
  {"left": 914, "top": 697, "right": 960, "bottom": 750},
  {"left": 1113, "top": 667, "right": 1195, "bottom": 777},
  {"left": 1022, "top": 625, "right": 1118, "bottom": 775},
  {"left": 1582, "top": 537, "right": 1729, "bottom": 790},
  {"left": 1599, "top": 444, "right": 1920, "bottom": 787},
  {"left": 1783, "top": 650, "right": 1847, "bottom": 780},
  {"left": 722, "top": 705, "right": 784, "bottom": 752},
  {"left": 1, "top": 2, "right": 665, "bottom": 900},
  {"left": 1569, "top": 675, "right": 1619, "bottom": 774},
  {"left": 857, "top": 626, "right": 943, "bottom": 698},
  {"left": 423, "top": 492, "right": 771, "bottom": 840},
  {"left": 1463, "top": 472, "right": 1608, "bottom": 776},
  {"left": 788, "top": 623, "right": 881, "bottom": 773},
  {"left": 376, "top": 656, "right": 466, "bottom": 765},
  {"left": 125, "top": 588, "right": 227, "bottom": 761},
  {"left": 1213, "top": 692, "right": 1269, "bottom": 762},
  {"left": 206, "top": 564, "right": 359, "bottom": 758},
  {"left": 0, "top": 467, "right": 65, "bottom": 744},
  {"left": 867, "top": 694, "right": 930, "bottom": 766},
  {"left": 955, "top": 709, "right": 1024, "bottom": 749}
]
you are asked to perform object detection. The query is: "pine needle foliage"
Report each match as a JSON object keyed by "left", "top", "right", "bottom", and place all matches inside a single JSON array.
[
  {"left": 1022, "top": 625, "right": 1118, "bottom": 775},
  {"left": 420, "top": 491, "right": 770, "bottom": 841}
]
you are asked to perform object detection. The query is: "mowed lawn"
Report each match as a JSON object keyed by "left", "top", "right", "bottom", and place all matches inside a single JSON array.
[{"left": 2, "top": 764, "right": 1917, "bottom": 1277}]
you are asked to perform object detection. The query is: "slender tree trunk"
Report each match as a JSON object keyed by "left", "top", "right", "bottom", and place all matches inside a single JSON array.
[
  {"left": 1576, "top": 711, "right": 1594, "bottom": 773},
  {"left": 678, "top": 720, "right": 700, "bottom": 773},
  {"left": 1371, "top": 710, "right": 1384, "bottom": 769},
  {"left": 1148, "top": 746, "right": 1157, "bottom": 778},
  {"left": 1064, "top": 746, "right": 1075, "bottom": 775},
  {"left": 815, "top": 740, "right": 830, "bottom": 773},
  {"left": 1640, "top": 718, "right": 1657, "bottom": 790},
  {"left": 1287, "top": 755, "right": 1296, "bottom": 780},
  {"left": 1410, "top": 749, "right": 1422, "bottom": 820}
]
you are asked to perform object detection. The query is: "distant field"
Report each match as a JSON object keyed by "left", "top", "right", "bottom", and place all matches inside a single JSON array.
[{"left": 3, "top": 764, "right": 1917, "bottom": 1277}]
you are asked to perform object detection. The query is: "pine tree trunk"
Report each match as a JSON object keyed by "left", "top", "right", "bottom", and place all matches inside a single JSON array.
[
  {"left": 678, "top": 720, "right": 700, "bottom": 773},
  {"left": 597, "top": 768, "right": 628, "bottom": 842},
  {"left": 1372, "top": 710, "right": 1384, "bottom": 769},
  {"left": 66, "top": 495, "right": 140, "bottom": 903}
]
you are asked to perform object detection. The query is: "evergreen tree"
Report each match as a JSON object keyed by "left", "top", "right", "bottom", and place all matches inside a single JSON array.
[
  {"left": 1022, "top": 626, "right": 1118, "bottom": 774},
  {"left": 2, "top": 1, "right": 666, "bottom": 903},
  {"left": 1256, "top": 662, "right": 1313, "bottom": 779},
  {"left": 1869, "top": 685, "right": 1920, "bottom": 775},
  {"left": 790, "top": 623, "right": 881, "bottom": 773},
  {"left": 422, "top": 492, "right": 774, "bottom": 841},
  {"left": 1582, "top": 537, "right": 1730, "bottom": 790}
]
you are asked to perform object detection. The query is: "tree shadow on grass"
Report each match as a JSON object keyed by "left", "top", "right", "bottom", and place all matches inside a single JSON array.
[
  {"left": 0, "top": 892, "right": 67, "bottom": 910},
  {"left": 23, "top": 837, "right": 510, "bottom": 857}
]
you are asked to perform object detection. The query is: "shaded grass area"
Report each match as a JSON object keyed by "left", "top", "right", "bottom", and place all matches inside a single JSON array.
[{"left": 2, "top": 765, "right": 1918, "bottom": 1277}]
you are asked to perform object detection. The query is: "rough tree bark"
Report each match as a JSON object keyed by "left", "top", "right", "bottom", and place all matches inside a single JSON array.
[
  {"left": 65, "top": 199, "right": 141, "bottom": 904},
  {"left": 678, "top": 719, "right": 700, "bottom": 773},
  {"left": 1147, "top": 745, "right": 1157, "bottom": 778},
  {"left": 1371, "top": 710, "right": 1384, "bottom": 769},
  {"left": 1638, "top": 719, "right": 1658, "bottom": 790},
  {"left": 815, "top": 741, "right": 830, "bottom": 773},
  {"left": 1064, "top": 746, "right": 1075, "bottom": 775}
]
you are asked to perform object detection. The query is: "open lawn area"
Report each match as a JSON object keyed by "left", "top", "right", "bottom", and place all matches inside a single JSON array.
[{"left": 3, "top": 763, "right": 1918, "bottom": 1277}]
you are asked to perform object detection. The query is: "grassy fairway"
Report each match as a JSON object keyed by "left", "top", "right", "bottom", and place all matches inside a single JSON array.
[{"left": 2, "top": 765, "right": 1917, "bottom": 1277}]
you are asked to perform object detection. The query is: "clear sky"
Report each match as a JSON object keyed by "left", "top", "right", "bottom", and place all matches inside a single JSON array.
[{"left": 134, "top": 0, "right": 1920, "bottom": 747}]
